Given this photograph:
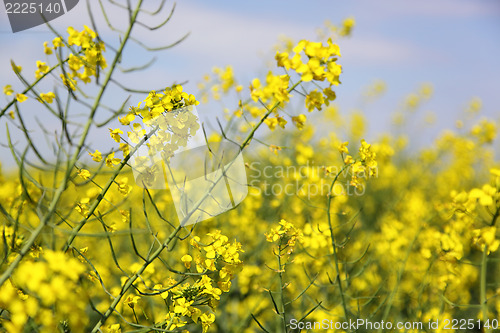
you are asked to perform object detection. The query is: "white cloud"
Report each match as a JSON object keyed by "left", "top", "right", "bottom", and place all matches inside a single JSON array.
[
  {"left": 339, "top": 34, "right": 445, "bottom": 66},
  {"left": 1, "top": 0, "right": 440, "bottom": 81},
  {"left": 138, "top": 2, "right": 314, "bottom": 68},
  {"left": 123, "top": 1, "right": 434, "bottom": 73},
  {"left": 384, "top": 0, "right": 499, "bottom": 18},
  {"left": 351, "top": 0, "right": 499, "bottom": 19}
]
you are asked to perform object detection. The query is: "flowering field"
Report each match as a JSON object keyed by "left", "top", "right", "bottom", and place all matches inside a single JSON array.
[{"left": 1, "top": 2, "right": 499, "bottom": 333}]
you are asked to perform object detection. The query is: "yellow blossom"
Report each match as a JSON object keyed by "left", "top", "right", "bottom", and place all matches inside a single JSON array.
[
  {"left": 109, "top": 128, "right": 123, "bottom": 143},
  {"left": 11, "top": 61, "right": 22, "bottom": 73},
  {"left": 123, "top": 295, "right": 140, "bottom": 308},
  {"left": 103, "top": 324, "right": 121, "bottom": 333},
  {"left": 39, "top": 92, "right": 55, "bottom": 104},
  {"left": 472, "top": 227, "right": 500, "bottom": 255},
  {"left": 16, "top": 93, "right": 28, "bottom": 103},
  {"left": 119, "top": 143, "right": 130, "bottom": 157},
  {"left": 89, "top": 149, "right": 102, "bottom": 162},
  {"left": 78, "top": 169, "right": 91, "bottom": 180},
  {"left": 3, "top": 84, "right": 13, "bottom": 96},
  {"left": 53, "top": 36, "right": 64, "bottom": 48},
  {"left": 181, "top": 254, "right": 193, "bottom": 269},
  {"left": 106, "top": 152, "right": 121, "bottom": 167},
  {"left": 43, "top": 41, "right": 53, "bottom": 55},
  {"left": 118, "top": 113, "right": 135, "bottom": 125},
  {"left": 338, "top": 141, "right": 349, "bottom": 154},
  {"left": 35, "top": 61, "right": 49, "bottom": 79},
  {"left": 340, "top": 16, "right": 355, "bottom": 36},
  {"left": 292, "top": 114, "right": 307, "bottom": 129}
]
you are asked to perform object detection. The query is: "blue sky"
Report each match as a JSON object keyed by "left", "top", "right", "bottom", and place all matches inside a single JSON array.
[{"left": 1, "top": 0, "right": 500, "bottom": 167}]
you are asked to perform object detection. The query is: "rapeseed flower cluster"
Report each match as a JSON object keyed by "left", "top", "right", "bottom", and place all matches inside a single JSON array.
[
  {"left": 0, "top": 251, "right": 87, "bottom": 332},
  {"left": 2, "top": 25, "right": 105, "bottom": 108}
]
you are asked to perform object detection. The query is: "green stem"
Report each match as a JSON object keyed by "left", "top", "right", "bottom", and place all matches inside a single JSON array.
[
  {"left": 132, "top": 308, "right": 139, "bottom": 324},
  {"left": 326, "top": 164, "right": 351, "bottom": 322},
  {"left": 481, "top": 246, "right": 490, "bottom": 333},
  {"left": 277, "top": 243, "right": 288, "bottom": 333}
]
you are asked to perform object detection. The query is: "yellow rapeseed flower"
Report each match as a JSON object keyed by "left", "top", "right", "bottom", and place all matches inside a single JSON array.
[
  {"left": 52, "top": 36, "right": 64, "bottom": 48},
  {"left": 11, "top": 61, "right": 22, "bottom": 73},
  {"left": 78, "top": 169, "right": 91, "bottom": 180},
  {"left": 109, "top": 128, "right": 123, "bottom": 143},
  {"left": 3, "top": 84, "right": 13, "bottom": 96},
  {"left": 123, "top": 295, "right": 140, "bottom": 309},
  {"left": 292, "top": 114, "right": 307, "bottom": 129},
  {"left": 43, "top": 41, "right": 53, "bottom": 54},
  {"left": 16, "top": 93, "right": 28, "bottom": 103},
  {"left": 35, "top": 61, "right": 49, "bottom": 79},
  {"left": 89, "top": 149, "right": 102, "bottom": 162},
  {"left": 39, "top": 92, "right": 55, "bottom": 104},
  {"left": 106, "top": 152, "right": 121, "bottom": 167},
  {"left": 181, "top": 254, "right": 193, "bottom": 269},
  {"left": 338, "top": 141, "right": 349, "bottom": 154}
]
